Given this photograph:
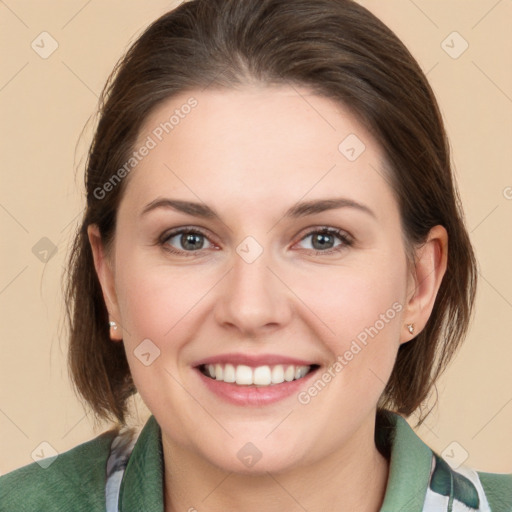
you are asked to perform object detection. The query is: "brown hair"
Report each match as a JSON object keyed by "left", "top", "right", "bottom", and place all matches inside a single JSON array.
[{"left": 64, "top": 0, "right": 477, "bottom": 426}]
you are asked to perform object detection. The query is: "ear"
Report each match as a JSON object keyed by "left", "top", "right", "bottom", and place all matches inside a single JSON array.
[
  {"left": 401, "top": 225, "right": 448, "bottom": 344},
  {"left": 87, "top": 224, "right": 123, "bottom": 341}
]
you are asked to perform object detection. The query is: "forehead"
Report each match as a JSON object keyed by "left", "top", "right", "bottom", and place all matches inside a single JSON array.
[{"left": 121, "top": 85, "right": 394, "bottom": 217}]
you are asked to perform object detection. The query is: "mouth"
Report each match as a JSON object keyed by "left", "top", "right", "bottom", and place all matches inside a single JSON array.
[{"left": 197, "top": 363, "right": 321, "bottom": 387}]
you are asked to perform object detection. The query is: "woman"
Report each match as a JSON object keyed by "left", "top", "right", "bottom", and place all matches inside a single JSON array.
[{"left": 1, "top": 0, "right": 510, "bottom": 511}]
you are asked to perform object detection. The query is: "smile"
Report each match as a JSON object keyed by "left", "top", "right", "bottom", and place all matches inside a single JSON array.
[{"left": 199, "top": 363, "right": 319, "bottom": 387}]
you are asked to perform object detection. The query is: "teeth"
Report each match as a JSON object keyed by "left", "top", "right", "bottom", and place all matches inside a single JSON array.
[
  {"left": 284, "top": 365, "right": 295, "bottom": 382},
  {"left": 203, "top": 363, "right": 312, "bottom": 386},
  {"left": 253, "top": 366, "right": 272, "bottom": 386},
  {"left": 271, "top": 365, "right": 285, "bottom": 384},
  {"left": 236, "top": 365, "right": 253, "bottom": 385},
  {"left": 223, "top": 363, "right": 236, "bottom": 383}
]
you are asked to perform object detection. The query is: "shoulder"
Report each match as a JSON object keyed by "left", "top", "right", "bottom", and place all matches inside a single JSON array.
[
  {"left": 379, "top": 411, "right": 512, "bottom": 511},
  {"left": 0, "top": 428, "right": 118, "bottom": 512},
  {"left": 477, "top": 470, "right": 512, "bottom": 511},
  {"left": 425, "top": 452, "right": 512, "bottom": 512}
]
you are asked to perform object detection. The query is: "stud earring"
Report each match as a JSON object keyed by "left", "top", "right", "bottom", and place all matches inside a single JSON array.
[
  {"left": 406, "top": 323, "right": 415, "bottom": 335},
  {"left": 109, "top": 321, "right": 118, "bottom": 330}
]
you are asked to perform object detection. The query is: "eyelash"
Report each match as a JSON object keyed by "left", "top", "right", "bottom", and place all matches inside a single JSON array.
[{"left": 158, "top": 226, "right": 354, "bottom": 257}]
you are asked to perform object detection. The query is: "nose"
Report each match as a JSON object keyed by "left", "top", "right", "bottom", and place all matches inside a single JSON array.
[{"left": 213, "top": 244, "right": 293, "bottom": 337}]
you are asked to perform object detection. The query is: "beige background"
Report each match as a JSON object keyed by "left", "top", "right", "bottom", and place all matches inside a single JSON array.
[{"left": 1, "top": 0, "right": 511, "bottom": 475}]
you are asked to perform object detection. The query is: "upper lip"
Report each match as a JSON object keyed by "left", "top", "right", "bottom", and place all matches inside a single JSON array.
[{"left": 192, "top": 353, "right": 318, "bottom": 368}]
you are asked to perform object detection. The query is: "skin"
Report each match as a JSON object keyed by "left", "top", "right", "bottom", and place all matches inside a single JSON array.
[{"left": 89, "top": 85, "right": 447, "bottom": 512}]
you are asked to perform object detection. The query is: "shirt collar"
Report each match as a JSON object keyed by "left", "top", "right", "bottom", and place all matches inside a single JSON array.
[
  {"left": 119, "top": 415, "right": 164, "bottom": 511},
  {"left": 118, "top": 411, "right": 433, "bottom": 511},
  {"left": 378, "top": 411, "right": 433, "bottom": 511}
]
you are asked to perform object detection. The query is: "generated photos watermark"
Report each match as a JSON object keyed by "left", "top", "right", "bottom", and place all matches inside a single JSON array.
[
  {"left": 297, "top": 301, "right": 403, "bottom": 405},
  {"left": 93, "top": 96, "right": 198, "bottom": 200}
]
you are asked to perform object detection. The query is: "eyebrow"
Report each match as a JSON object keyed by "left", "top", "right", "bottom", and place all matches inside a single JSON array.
[{"left": 140, "top": 197, "right": 376, "bottom": 220}]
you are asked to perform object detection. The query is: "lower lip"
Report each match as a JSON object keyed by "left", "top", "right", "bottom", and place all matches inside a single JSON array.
[{"left": 194, "top": 367, "right": 320, "bottom": 406}]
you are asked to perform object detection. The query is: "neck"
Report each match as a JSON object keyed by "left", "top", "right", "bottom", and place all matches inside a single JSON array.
[{"left": 163, "top": 416, "right": 389, "bottom": 512}]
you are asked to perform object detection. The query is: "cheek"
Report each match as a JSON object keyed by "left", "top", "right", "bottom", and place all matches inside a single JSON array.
[
  {"left": 112, "top": 256, "right": 208, "bottom": 438},
  {"left": 114, "top": 248, "right": 214, "bottom": 344},
  {"left": 116, "top": 271, "right": 174, "bottom": 342},
  {"left": 291, "top": 253, "right": 407, "bottom": 404},
  {"left": 293, "top": 258, "right": 407, "bottom": 346}
]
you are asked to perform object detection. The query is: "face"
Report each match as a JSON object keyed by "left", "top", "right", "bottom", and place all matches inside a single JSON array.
[{"left": 95, "top": 85, "right": 417, "bottom": 474}]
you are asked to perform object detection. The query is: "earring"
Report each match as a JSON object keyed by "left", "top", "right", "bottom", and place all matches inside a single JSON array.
[
  {"left": 407, "top": 323, "right": 415, "bottom": 335},
  {"left": 109, "top": 321, "right": 118, "bottom": 330}
]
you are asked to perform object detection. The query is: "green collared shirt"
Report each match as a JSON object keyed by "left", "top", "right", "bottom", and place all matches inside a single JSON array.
[{"left": 1, "top": 412, "right": 510, "bottom": 511}]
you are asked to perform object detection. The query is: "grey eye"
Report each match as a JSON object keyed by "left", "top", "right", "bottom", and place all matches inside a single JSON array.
[{"left": 165, "top": 231, "right": 213, "bottom": 251}]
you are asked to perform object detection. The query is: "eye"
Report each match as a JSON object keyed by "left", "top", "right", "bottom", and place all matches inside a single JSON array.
[
  {"left": 160, "top": 228, "right": 215, "bottom": 256},
  {"left": 158, "top": 226, "right": 352, "bottom": 257},
  {"left": 295, "top": 227, "right": 353, "bottom": 254}
]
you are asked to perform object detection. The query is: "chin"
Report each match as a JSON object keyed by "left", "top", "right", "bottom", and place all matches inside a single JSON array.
[{"left": 199, "top": 437, "right": 308, "bottom": 476}]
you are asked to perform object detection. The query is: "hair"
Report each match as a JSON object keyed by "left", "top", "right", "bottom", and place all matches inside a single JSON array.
[{"left": 64, "top": 0, "right": 477, "bottom": 426}]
